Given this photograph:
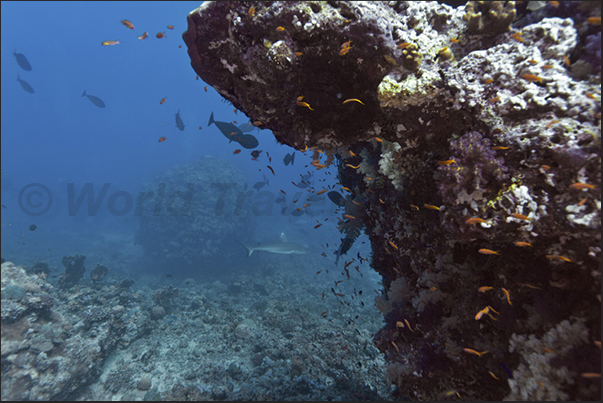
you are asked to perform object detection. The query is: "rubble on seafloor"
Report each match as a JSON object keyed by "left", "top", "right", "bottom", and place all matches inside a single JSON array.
[
  {"left": 183, "top": 1, "right": 601, "bottom": 400},
  {"left": 1, "top": 260, "right": 390, "bottom": 400}
]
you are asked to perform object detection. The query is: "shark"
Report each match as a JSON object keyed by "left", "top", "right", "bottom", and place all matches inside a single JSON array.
[{"left": 236, "top": 233, "right": 309, "bottom": 256}]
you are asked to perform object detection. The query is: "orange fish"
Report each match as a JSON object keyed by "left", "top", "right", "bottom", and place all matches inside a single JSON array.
[
  {"left": 253, "top": 121, "right": 262, "bottom": 126},
  {"left": 438, "top": 159, "right": 456, "bottom": 165},
  {"left": 343, "top": 98, "right": 365, "bottom": 105},
  {"left": 388, "top": 241, "right": 399, "bottom": 250},
  {"left": 316, "top": 189, "right": 328, "bottom": 195},
  {"left": 511, "top": 213, "right": 530, "bottom": 221},
  {"left": 514, "top": 241, "right": 532, "bottom": 247},
  {"left": 478, "top": 286, "right": 493, "bottom": 293},
  {"left": 587, "top": 16, "right": 601, "bottom": 25},
  {"left": 121, "top": 19, "right": 135, "bottom": 30},
  {"left": 248, "top": 6, "right": 256, "bottom": 18},
  {"left": 156, "top": 32, "right": 165, "bottom": 39},
  {"left": 158, "top": 136, "right": 167, "bottom": 142},
  {"left": 545, "top": 255, "right": 572, "bottom": 262},
  {"left": 267, "top": 165, "right": 275, "bottom": 175},
  {"left": 522, "top": 74, "right": 542, "bottom": 83},
  {"left": 423, "top": 204, "right": 440, "bottom": 211},
  {"left": 167, "top": 25, "right": 174, "bottom": 29},
  {"left": 501, "top": 288, "right": 512, "bottom": 305},
  {"left": 138, "top": 32, "right": 149, "bottom": 40},
  {"left": 488, "top": 96, "right": 501, "bottom": 104},
  {"left": 233, "top": 149, "right": 241, "bottom": 154},
  {"left": 397, "top": 42, "right": 411, "bottom": 49},
  {"left": 314, "top": 224, "right": 322, "bottom": 229},
  {"left": 569, "top": 183, "right": 595, "bottom": 190},
  {"left": 484, "top": 78, "right": 494, "bottom": 84},
  {"left": 343, "top": 214, "right": 356, "bottom": 220},
  {"left": 491, "top": 146, "right": 509, "bottom": 150},
  {"left": 101, "top": 40, "right": 120, "bottom": 46},
  {"left": 463, "top": 348, "right": 489, "bottom": 357},
  {"left": 345, "top": 164, "right": 360, "bottom": 169},
  {"left": 159, "top": 97, "right": 167, "bottom": 105},
  {"left": 478, "top": 248, "right": 499, "bottom": 255},
  {"left": 465, "top": 217, "right": 486, "bottom": 224}
]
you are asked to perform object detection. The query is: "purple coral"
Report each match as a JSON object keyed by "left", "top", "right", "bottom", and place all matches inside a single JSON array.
[{"left": 437, "top": 131, "right": 509, "bottom": 206}]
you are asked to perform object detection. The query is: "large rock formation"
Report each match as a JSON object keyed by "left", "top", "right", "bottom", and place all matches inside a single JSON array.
[{"left": 184, "top": 2, "right": 601, "bottom": 400}]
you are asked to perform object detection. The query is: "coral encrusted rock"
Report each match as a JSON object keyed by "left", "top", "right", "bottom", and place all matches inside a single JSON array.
[{"left": 184, "top": 2, "right": 601, "bottom": 400}]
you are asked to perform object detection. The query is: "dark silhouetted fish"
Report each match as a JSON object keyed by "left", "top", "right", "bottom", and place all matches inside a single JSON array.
[
  {"left": 82, "top": 90, "right": 105, "bottom": 108},
  {"left": 14, "top": 50, "right": 32, "bottom": 71},
  {"left": 17, "top": 75, "right": 34, "bottom": 93},
  {"left": 238, "top": 122, "right": 255, "bottom": 133},
  {"left": 335, "top": 236, "right": 354, "bottom": 265},
  {"left": 175, "top": 108, "right": 185, "bottom": 131},
  {"left": 29, "top": 224, "right": 38, "bottom": 231},
  {"left": 250, "top": 150, "right": 262, "bottom": 159},
  {"left": 208, "top": 112, "right": 240, "bottom": 142},
  {"left": 253, "top": 178, "right": 269, "bottom": 190},
  {"left": 293, "top": 180, "right": 309, "bottom": 189},
  {"left": 238, "top": 134, "right": 259, "bottom": 149},
  {"left": 283, "top": 152, "right": 295, "bottom": 166},
  {"left": 327, "top": 191, "right": 346, "bottom": 207},
  {"left": 306, "top": 194, "right": 325, "bottom": 202}
]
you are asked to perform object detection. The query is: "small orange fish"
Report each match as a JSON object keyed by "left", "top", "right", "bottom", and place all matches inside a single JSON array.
[
  {"left": 478, "top": 248, "right": 499, "bottom": 255},
  {"left": 267, "top": 165, "right": 275, "bottom": 175},
  {"left": 294, "top": 51, "right": 303, "bottom": 56},
  {"left": 466, "top": 217, "right": 486, "bottom": 224},
  {"left": 569, "top": 182, "right": 595, "bottom": 190},
  {"left": 587, "top": 17, "right": 601, "bottom": 25},
  {"left": 302, "top": 203, "right": 310, "bottom": 208},
  {"left": 248, "top": 6, "right": 256, "bottom": 18},
  {"left": 511, "top": 213, "right": 530, "bottom": 221},
  {"left": 388, "top": 241, "right": 398, "bottom": 250},
  {"left": 545, "top": 255, "right": 572, "bottom": 262},
  {"left": 203, "top": 86, "right": 208, "bottom": 92},
  {"left": 343, "top": 214, "right": 356, "bottom": 220},
  {"left": 375, "top": 137, "right": 383, "bottom": 142},
  {"left": 463, "top": 348, "right": 488, "bottom": 357},
  {"left": 450, "top": 37, "right": 460, "bottom": 43},
  {"left": 488, "top": 96, "right": 501, "bottom": 104},
  {"left": 101, "top": 40, "right": 120, "bottom": 46},
  {"left": 341, "top": 187, "right": 350, "bottom": 192},
  {"left": 586, "top": 93, "right": 597, "bottom": 99},
  {"left": 345, "top": 164, "right": 360, "bottom": 169},
  {"left": 156, "top": 32, "right": 165, "bottom": 39},
  {"left": 316, "top": 189, "right": 328, "bottom": 195},
  {"left": 295, "top": 96, "right": 314, "bottom": 110},
  {"left": 501, "top": 288, "right": 512, "bottom": 305},
  {"left": 527, "top": 59, "right": 539, "bottom": 65},
  {"left": 514, "top": 241, "right": 532, "bottom": 247},
  {"left": 314, "top": 224, "right": 322, "bottom": 229},
  {"left": 138, "top": 32, "right": 149, "bottom": 40},
  {"left": 438, "top": 159, "right": 456, "bottom": 165},
  {"left": 343, "top": 98, "right": 365, "bottom": 105},
  {"left": 349, "top": 150, "right": 356, "bottom": 157},
  {"left": 198, "top": 127, "right": 202, "bottom": 130},
  {"left": 540, "top": 164, "right": 551, "bottom": 171},
  {"left": 491, "top": 146, "right": 509, "bottom": 150},
  {"left": 397, "top": 42, "right": 411, "bottom": 49},
  {"left": 510, "top": 32, "right": 523, "bottom": 43},
  {"left": 167, "top": 25, "right": 174, "bottom": 29},
  {"left": 158, "top": 136, "right": 167, "bottom": 142},
  {"left": 410, "top": 204, "right": 419, "bottom": 211},
  {"left": 233, "top": 149, "right": 241, "bottom": 154},
  {"left": 522, "top": 74, "right": 542, "bottom": 83},
  {"left": 159, "top": 97, "right": 167, "bottom": 105},
  {"left": 545, "top": 119, "right": 559, "bottom": 129},
  {"left": 548, "top": 1, "right": 559, "bottom": 7},
  {"left": 276, "top": 26, "right": 285, "bottom": 31},
  {"left": 121, "top": 19, "right": 135, "bottom": 30},
  {"left": 253, "top": 121, "right": 262, "bottom": 126},
  {"left": 484, "top": 78, "right": 494, "bottom": 84},
  {"left": 541, "top": 64, "right": 554, "bottom": 70},
  {"left": 478, "top": 286, "right": 493, "bottom": 293},
  {"left": 423, "top": 204, "right": 440, "bottom": 211},
  {"left": 475, "top": 306, "right": 490, "bottom": 320}
]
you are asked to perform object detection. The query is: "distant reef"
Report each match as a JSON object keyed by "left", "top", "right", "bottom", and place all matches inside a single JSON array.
[{"left": 184, "top": 2, "right": 601, "bottom": 399}]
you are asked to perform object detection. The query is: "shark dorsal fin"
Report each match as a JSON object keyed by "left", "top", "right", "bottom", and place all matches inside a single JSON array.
[{"left": 280, "top": 232, "right": 288, "bottom": 242}]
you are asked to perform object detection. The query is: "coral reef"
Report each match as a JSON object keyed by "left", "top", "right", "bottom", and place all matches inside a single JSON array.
[
  {"left": 135, "top": 155, "right": 250, "bottom": 269},
  {"left": 58, "top": 254, "right": 86, "bottom": 289},
  {"left": 1, "top": 262, "right": 150, "bottom": 400},
  {"left": 184, "top": 1, "right": 600, "bottom": 399}
]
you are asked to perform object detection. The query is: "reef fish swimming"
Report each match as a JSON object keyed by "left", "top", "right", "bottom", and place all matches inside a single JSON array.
[
  {"left": 17, "top": 75, "right": 34, "bottom": 93},
  {"left": 175, "top": 109, "right": 185, "bottom": 131},
  {"left": 81, "top": 90, "right": 105, "bottom": 108},
  {"left": 14, "top": 50, "right": 32, "bottom": 71},
  {"left": 208, "top": 112, "right": 258, "bottom": 149},
  {"left": 283, "top": 152, "right": 295, "bottom": 166},
  {"left": 236, "top": 233, "right": 309, "bottom": 256}
]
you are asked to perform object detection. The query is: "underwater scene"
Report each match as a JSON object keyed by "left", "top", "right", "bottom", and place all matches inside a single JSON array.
[{"left": 1, "top": 1, "right": 600, "bottom": 401}]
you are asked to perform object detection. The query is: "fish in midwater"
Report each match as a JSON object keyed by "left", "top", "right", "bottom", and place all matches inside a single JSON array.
[
  {"left": 236, "top": 233, "right": 309, "bottom": 256},
  {"left": 253, "top": 178, "right": 269, "bottom": 190},
  {"left": 14, "top": 50, "right": 32, "bottom": 71},
  {"left": 82, "top": 90, "right": 105, "bottom": 108},
  {"left": 17, "top": 75, "right": 34, "bottom": 93},
  {"left": 283, "top": 152, "right": 296, "bottom": 166},
  {"left": 335, "top": 236, "right": 354, "bottom": 265},
  {"left": 327, "top": 191, "right": 346, "bottom": 207},
  {"left": 175, "top": 109, "right": 185, "bottom": 131},
  {"left": 29, "top": 224, "right": 38, "bottom": 231},
  {"left": 238, "top": 122, "right": 256, "bottom": 133},
  {"left": 208, "top": 112, "right": 240, "bottom": 142}
]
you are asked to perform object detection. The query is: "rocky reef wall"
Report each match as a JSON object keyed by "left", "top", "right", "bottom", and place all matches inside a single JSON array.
[{"left": 184, "top": 1, "right": 601, "bottom": 399}]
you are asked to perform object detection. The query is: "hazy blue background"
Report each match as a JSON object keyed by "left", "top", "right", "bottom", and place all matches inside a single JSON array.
[{"left": 1, "top": 1, "right": 366, "bottom": 278}]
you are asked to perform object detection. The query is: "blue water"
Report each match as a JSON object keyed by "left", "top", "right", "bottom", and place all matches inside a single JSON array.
[{"left": 1, "top": 1, "right": 370, "bottom": 281}]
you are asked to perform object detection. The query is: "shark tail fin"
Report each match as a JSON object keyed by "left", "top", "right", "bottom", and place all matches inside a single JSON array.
[
  {"left": 208, "top": 112, "right": 215, "bottom": 127},
  {"left": 235, "top": 239, "right": 253, "bottom": 257}
]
